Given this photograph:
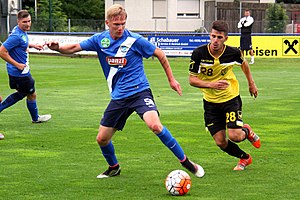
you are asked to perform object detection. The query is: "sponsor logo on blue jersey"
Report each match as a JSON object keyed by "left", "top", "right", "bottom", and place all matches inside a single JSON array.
[
  {"left": 106, "top": 57, "right": 127, "bottom": 67},
  {"left": 120, "top": 45, "right": 128, "bottom": 53},
  {"left": 21, "top": 35, "right": 27, "bottom": 42},
  {"left": 101, "top": 38, "right": 110, "bottom": 48}
]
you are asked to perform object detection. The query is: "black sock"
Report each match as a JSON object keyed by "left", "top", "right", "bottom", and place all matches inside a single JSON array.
[
  {"left": 242, "top": 127, "right": 249, "bottom": 141},
  {"left": 221, "top": 140, "right": 249, "bottom": 159},
  {"left": 180, "top": 157, "right": 196, "bottom": 173}
]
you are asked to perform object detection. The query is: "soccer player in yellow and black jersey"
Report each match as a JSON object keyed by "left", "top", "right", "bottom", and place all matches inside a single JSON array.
[{"left": 189, "top": 20, "right": 261, "bottom": 170}]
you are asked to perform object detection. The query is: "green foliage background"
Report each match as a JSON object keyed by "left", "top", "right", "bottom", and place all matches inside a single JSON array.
[
  {"left": 23, "top": 0, "right": 105, "bottom": 32},
  {"left": 265, "top": 3, "right": 289, "bottom": 33}
]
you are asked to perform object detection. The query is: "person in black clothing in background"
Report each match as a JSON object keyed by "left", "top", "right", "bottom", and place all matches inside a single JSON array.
[{"left": 238, "top": 9, "right": 254, "bottom": 64}]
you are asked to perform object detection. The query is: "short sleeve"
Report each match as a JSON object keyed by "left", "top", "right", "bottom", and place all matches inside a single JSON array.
[
  {"left": 189, "top": 48, "right": 201, "bottom": 75},
  {"left": 3, "top": 35, "right": 20, "bottom": 51},
  {"left": 134, "top": 37, "right": 156, "bottom": 58},
  {"left": 80, "top": 35, "right": 98, "bottom": 51}
]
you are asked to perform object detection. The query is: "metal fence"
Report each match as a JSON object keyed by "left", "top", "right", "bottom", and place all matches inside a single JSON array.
[
  {"left": 30, "top": 19, "right": 106, "bottom": 33},
  {"left": 28, "top": 19, "right": 300, "bottom": 34},
  {"left": 205, "top": 19, "right": 300, "bottom": 34}
]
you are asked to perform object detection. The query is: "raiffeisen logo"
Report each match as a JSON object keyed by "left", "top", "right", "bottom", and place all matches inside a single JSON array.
[{"left": 106, "top": 57, "right": 127, "bottom": 66}]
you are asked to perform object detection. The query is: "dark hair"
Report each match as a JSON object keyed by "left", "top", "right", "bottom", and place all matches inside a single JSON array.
[
  {"left": 17, "top": 10, "right": 30, "bottom": 19},
  {"left": 212, "top": 20, "right": 229, "bottom": 36}
]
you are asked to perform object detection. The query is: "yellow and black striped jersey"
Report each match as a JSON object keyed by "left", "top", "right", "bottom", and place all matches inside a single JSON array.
[{"left": 189, "top": 44, "right": 245, "bottom": 103}]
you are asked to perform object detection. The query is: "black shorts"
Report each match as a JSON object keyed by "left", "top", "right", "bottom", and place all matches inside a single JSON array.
[
  {"left": 100, "top": 88, "right": 158, "bottom": 131},
  {"left": 203, "top": 95, "right": 243, "bottom": 136},
  {"left": 9, "top": 75, "right": 35, "bottom": 95},
  {"left": 240, "top": 34, "right": 252, "bottom": 51}
]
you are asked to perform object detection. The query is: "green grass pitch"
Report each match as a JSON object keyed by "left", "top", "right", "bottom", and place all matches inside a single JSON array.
[{"left": 0, "top": 55, "right": 299, "bottom": 199}]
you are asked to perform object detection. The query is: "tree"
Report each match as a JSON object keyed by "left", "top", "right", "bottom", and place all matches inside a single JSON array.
[
  {"left": 62, "top": 0, "right": 105, "bottom": 20},
  {"left": 276, "top": 0, "right": 300, "bottom": 3},
  {"left": 23, "top": 0, "right": 105, "bottom": 32},
  {"left": 61, "top": 0, "right": 105, "bottom": 32},
  {"left": 265, "top": 3, "right": 289, "bottom": 33},
  {"left": 28, "top": 0, "right": 68, "bottom": 32},
  {"left": 22, "top": 0, "right": 68, "bottom": 31},
  {"left": 22, "top": 0, "right": 105, "bottom": 20},
  {"left": 22, "top": 0, "right": 35, "bottom": 8}
]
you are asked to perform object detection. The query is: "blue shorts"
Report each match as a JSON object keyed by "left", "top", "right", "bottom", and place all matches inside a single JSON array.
[
  {"left": 100, "top": 88, "right": 158, "bottom": 130},
  {"left": 9, "top": 74, "right": 35, "bottom": 95}
]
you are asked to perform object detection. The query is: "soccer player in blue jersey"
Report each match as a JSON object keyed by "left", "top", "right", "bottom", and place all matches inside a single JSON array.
[
  {"left": 0, "top": 10, "right": 51, "bottom": 123},
  {"left": 47, "top": 4, "right": 205, "bottom": 178},
  {"left": 189, "top": 20, "right": 260, "bottom": 171}
]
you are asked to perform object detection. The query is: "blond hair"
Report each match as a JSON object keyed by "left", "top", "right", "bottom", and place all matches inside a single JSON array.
[{"left": 106, "top": 4, "right": 127, "bottom": 20}]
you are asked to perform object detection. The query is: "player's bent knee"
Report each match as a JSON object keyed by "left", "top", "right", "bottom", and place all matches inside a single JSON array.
[
  {"left": 215, "top": 140, "right": 227, "bottom": 149},
  {"left": 149, "top": 123, "right": 163, "bottom": 134},
  {"left": 96, "top": 135, "right": 110, "bottom": 146},
  {"left": 27, "top": 92, "right": 37, "bottom": 100},
  {"left": 228, "top": 135, "right": 243, "bottom": 143},
  {"left": 228, "top": 129, "right": 244, "bottom": 142}
]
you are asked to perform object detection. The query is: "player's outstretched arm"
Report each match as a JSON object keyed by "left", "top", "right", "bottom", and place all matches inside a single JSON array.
[
  {"left": 46, "top": 41, "right": 82, "bottom": 54},
  {"left": 153, "top": 48, "right": 182, "bottom": 96},
  {"left": 29, "top": 43, "right": 44, "bottom": 50}
]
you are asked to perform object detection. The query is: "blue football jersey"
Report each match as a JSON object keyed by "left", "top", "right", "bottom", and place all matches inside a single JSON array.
[
  {"left": 3, "top": 26, "right": 30, "bottom": 77},
  {"left": 80, "top": 29, "right": 156, "bottom": 100}
]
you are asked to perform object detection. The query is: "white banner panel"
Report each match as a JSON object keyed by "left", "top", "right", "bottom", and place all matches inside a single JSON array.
[{"left": 28, "top": 34, "right": 97, "bottom": 55}]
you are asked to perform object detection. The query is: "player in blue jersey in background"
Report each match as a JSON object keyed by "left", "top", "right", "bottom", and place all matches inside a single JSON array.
[
  {"left": 0, "top": 10, "right": 51, "bottom": 123},
  {"left": 47, "top": 4, "right": 205, "bottom": 178}
]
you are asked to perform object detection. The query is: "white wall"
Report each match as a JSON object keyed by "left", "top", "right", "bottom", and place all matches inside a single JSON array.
[
  {"left": 219, "top": 0, "right": 275, "bottom": 2},
  {"left": 105, "top": 0, "right": 204, "bottom": 32},
  {"left": 104, "top": 0, "right": 275, "bottom": 32}
]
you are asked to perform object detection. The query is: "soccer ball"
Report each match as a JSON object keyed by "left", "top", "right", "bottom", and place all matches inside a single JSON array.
[{"left": 165, "top": 170, "right": 191, "bottom": 196}]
